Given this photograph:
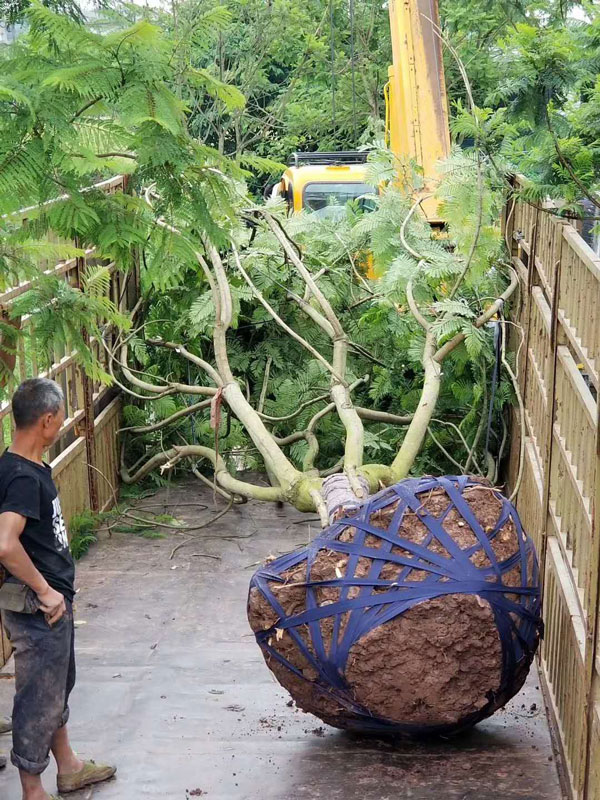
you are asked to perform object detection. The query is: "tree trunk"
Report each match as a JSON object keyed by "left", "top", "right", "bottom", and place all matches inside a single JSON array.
[
  {"left": 321, "top": 472, "right": 370, "bottom": 523},
  {"left": 390, "top": 332, "right": 441, "bottom": 481}
]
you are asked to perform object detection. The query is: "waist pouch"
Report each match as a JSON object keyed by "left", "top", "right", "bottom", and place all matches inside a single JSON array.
[{"left": 0, "top": 580, "right": 39, "bottom": 613}]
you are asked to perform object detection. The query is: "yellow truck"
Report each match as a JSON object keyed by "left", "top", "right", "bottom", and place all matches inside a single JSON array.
[
  {"left": 271, "top": 0, "right": 451, "bottom": 225},
  {"left": 274, "top": 151, "right": 375, "bottom": 218}
]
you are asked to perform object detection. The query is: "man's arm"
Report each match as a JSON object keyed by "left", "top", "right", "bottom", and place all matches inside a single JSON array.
[{"left": 0, "top": 511, "right": 66, "bottom": 624}]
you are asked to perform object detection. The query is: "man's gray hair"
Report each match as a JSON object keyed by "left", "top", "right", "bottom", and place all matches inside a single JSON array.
[{"left": 12, "top": 378, "right": 64, "bottom": 429}]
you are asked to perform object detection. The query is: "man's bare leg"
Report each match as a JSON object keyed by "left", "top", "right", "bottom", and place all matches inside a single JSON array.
[
  {"left": 50, "top": 725, "right": 83, "bottom": 777},
  {"left": 19, "top": 770, "right": 51, "bottom": 800}
]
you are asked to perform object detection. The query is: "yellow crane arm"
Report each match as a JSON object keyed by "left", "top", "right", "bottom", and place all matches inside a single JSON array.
[{"left": 387, "top": 0, "right": 451, "bottom": 222}]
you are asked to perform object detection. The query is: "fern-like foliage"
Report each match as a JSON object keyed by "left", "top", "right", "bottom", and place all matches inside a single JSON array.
[{"left": 0, "top": 1, "right": 252, "bottom": 397}]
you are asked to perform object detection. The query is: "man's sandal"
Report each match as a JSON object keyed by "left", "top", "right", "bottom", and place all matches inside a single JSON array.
[{"left": 57, "top": 760, "right": 117, "bottom": 793}]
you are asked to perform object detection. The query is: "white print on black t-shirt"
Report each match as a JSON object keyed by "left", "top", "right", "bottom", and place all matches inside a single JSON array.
[{"left": 51, "top": 496, "right": 68, "bottom": 550}]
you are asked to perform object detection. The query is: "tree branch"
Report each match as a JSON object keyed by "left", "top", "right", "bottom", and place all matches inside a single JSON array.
[
  {"left": 231, "top": 245, "right": 344, "bottom": 382},
  {"left": 118, "top": 398, "right": 212, "bottom": 434},
  {"left": 433, "top": 267, "right": 519, "bottom": 363},
  {"left": 545, "top": 106, "right": 600, "bottom": 210},
  {"left": 119, "top": 342, "right": 217, "bottom": 397},
  {"left": 145, "top": 338, "right": 223, "bottom": 387},
  {"left": 257, "top": 356, "right": 272, "bottom": 414},
  {"left": 121, "top": 443, "right": 283, "bottom": 502},
  {"left": 252, "top": 216, "right": 368, "bottom": 494},
  {"left": 272, "top": 376, "right": 367, "bottom": 475},
  {"left": 70, "top": 95, "right": 104, "bottom": 122},
  {"left": 501, "top": 318, "right": 525, "bottom": 501},
  {"left": 287, "top": 291, "right": 336, "bottom": 338},
  {"left": 430, "top": 418, "right": 483, "bottom": 476},
  {"left": 355, "top": 407, "right": 413, "bottom": 425},
  {"left": 258, "top": 393, "right": 330, "bottom": 422},
  {"left": 390, "top": 331, "right": 441, "bottom": 481},
  {"left": 428, "top": 426, "right": 467, "bottom": 472},
  {"left": 400, "top": 196, "right": 434, "bottom": 331},
  {"left": 406, "top": 263, "right": 430, "bottom": 331},
  {"left": 258, "top": 211, "right": 346, "bottom": 339},
  {"left": 142, "top": 189, "right": 302, "bottom": 491},
  {"left": 449, "top": 149, "right": 484, "bottom": 299}
]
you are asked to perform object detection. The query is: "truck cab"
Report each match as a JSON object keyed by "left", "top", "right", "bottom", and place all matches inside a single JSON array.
[{"left": 271, "top": 151, "right": 375, "bottom": 218}]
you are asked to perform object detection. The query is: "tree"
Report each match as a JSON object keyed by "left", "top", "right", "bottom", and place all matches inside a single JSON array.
[
  {"left": 1, "top": 4, "right": 519, "bottom": 521},
  {"left": 116, "top": 143, "right": 517, "bottom": 521},
  {"left": 0, "top": 0, "right": 247, "bottom": 380},
  {"left": 107, "top": 0, "right": 390, "bottom": 196},
  {"left": 0, "top": 0, "right": 89, "bottom": 25},
  {"left": 441, "top": 1, "right": 600, "bottom": 214}
]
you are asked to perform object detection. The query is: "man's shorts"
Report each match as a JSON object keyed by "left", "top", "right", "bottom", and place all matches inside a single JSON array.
[{"left": 3, "top": 598, "right": 75, "bottom": 774}]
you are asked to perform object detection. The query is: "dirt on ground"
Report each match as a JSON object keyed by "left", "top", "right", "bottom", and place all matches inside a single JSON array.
[{"left": 248, "top": 482, "right": 538, "bottom": 733}]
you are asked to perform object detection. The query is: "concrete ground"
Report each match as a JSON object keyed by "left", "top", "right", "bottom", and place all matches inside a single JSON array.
[{"left": 0, "top": 479, "right": 564, "bottom": 800}]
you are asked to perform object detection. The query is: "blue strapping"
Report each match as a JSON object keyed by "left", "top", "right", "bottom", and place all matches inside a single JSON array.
[{"left": 249, "top": 475, "right": 542, "bottom": 735}]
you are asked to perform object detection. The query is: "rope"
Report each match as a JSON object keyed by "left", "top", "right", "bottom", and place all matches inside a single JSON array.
[{"left": 250, "top": 474, "right": 541, "bottom": 735}]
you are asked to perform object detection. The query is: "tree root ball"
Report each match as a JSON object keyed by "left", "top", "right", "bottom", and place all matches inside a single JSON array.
[{"left": 248, "top": 475, "right": 541, "bottom": 736}]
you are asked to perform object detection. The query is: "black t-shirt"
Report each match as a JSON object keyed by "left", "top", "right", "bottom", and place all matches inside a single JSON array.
[{"left": 0, "top": 450, "right": 75, "bottom": 601}]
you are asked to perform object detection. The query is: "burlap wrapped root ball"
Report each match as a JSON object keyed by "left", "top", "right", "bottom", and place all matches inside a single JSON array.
[{"left": 248, "top": 475, "right": 541, "bottom": 735}]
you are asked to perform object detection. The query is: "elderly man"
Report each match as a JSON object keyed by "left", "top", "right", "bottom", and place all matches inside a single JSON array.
[{"left": 0, "top": 378, "right": 115, "bottom": 800}]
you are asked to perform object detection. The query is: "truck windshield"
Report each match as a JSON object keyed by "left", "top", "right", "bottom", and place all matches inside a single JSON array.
[{"left": 303, "top": 182, "right": 376, "bottom": 218}]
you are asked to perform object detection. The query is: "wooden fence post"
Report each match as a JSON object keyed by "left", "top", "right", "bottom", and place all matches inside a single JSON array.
[
  {"left": 539, "top": 228, "right": 564, "bottom": 585},
  {"left": 583, "top": 386, "right": 600, "bottom": 799}
]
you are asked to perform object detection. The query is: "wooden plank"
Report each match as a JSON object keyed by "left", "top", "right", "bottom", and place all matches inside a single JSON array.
[
  {"left": 553, "top": 425, "right": 594, "bottom": 531},
  {"left": 93, "top": 396, "right": 121, "bottom": 510},
  {"left": 0, "top": 260, "right": 76, "bottom": 305},
  {"left": 586, "top": 705, "right": 600, "bottom": 800},
  {"left": 532, "top": 286, "right": 552, "bottom": 334},
  {"left": 562, "top": 227, "right": 600, "bottom": 284},
  {"left": 541, "top": 537, "right": 587, "bottom": 798},
  {"left": 8, "top": 175, "right": 124, "bottom": 221},
  {"left": 557, "top": 347, "right": 597, "bottom": 433},
  {"left": 558, "top": 309, "right": 599, "bottom": 392},
  {"left": 582, "top": 353, "right": 600, "bottom": 800},
  {"left": 51, "top": 435, "right": 87, "bottom": 477},
  {"left": 512, "top": 255, "right": 529, "bottom": 284},
  {"left": 515, "top": 439, "right": 545, "bottom": 553},
  {"left": 503, "top": 182, "right": 600, "bottom": 800},
  {"left": 547, "top": 503, "right": 586, "bottom": 623}
]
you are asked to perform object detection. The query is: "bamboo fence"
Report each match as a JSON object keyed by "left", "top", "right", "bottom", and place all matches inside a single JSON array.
[
  {"left": 0, "top": 175, "right": 138, "bottom": 666},
  {"left": 504, "top": 178, "right": 600, "bottom": 799}
]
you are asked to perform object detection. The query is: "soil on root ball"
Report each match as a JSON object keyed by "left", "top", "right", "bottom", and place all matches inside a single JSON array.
[{"left": 248, "top": 481, "right": 537, "bottom": 733}]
